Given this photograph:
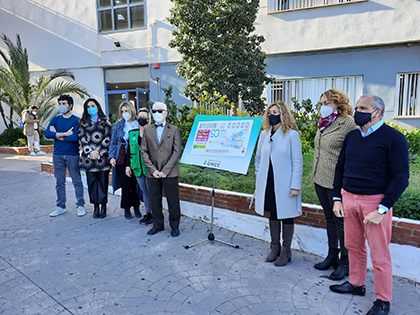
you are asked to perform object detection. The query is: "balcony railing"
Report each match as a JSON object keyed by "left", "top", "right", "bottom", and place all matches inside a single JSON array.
[{"left": 268, "top": 0, "right": 366, "bottom": 13}]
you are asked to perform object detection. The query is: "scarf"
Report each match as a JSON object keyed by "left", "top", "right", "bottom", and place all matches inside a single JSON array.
[{"left": 318, "top": 112, "right": 339, "bottom": 133}]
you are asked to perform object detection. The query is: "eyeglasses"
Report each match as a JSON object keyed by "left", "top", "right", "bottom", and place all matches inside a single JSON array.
[{"left": 152, "top": 109, "right": 165, "bottom": 113}]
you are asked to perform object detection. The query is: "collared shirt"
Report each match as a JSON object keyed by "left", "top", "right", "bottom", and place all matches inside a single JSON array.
[
  {"left": 334, "top": 119, "right": 389, "bottom": 212},
  {"left": 156, "top": 121, "right": 166, "bottom": 142},
  {"left": 358, "top": 119, "right": 384, "bottom": 138}
]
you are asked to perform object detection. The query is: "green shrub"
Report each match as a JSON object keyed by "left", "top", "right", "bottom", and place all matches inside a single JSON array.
[
  {"left": 388, "top": 122, "right": 420, "bottom": 161},
  {"left": 393, "top": 192, "right": 420, "bottom": 220},
  {"left": 290, "top": 97, "right": 319, "bottom": 153},
  {"left": 0, "top": 127, "right": 24, "bottom": 146}
]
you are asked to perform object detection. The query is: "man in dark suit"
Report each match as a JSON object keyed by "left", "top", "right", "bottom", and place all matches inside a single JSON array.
[{"left": 141, "top": 102, "right": 182, "bottom": 237}]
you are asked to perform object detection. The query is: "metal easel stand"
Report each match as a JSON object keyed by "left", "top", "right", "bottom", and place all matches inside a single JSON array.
[{"left": 184, "top": 169, "right": 240, "bottom": 249}]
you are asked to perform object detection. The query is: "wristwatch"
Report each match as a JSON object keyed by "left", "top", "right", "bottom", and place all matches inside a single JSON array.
[{"left": 377, "top": 207, "right": 387, "bottom": 215}]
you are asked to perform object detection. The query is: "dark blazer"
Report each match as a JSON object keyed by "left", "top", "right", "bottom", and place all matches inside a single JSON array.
[{"left": 141, "top": 122, "right": 181, "bottom": 178}]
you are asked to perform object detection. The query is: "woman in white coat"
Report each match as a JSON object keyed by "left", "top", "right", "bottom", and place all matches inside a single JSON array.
[{"left": 255, "top": 101, "right": 303, "bottom": 266}]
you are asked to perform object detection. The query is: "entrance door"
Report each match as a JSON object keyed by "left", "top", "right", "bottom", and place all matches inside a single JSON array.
[{"left": 106, "top": 89, "right": 149, "bottom": 119}]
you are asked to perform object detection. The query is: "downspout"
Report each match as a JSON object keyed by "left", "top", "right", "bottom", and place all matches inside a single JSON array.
[{"left": 148, "top": 19, "right": 161, "bottom": 102}]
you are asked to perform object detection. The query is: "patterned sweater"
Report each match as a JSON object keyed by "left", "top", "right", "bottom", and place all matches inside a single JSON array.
[{"left": 78, "top": 118, "right": 112, "bottom": 172}]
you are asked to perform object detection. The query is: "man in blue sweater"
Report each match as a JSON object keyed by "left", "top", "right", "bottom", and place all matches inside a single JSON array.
[
  {"left": 330, "top": 95, "right": 409, "bottom": 315},
  {"left": 45, "top": 95, "right": 85, "bottom": 217}
]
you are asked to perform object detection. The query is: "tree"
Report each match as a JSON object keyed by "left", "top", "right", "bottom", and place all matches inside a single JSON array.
[
  {"left": 168, "top": 0, "right": 272, "bottom": 116},
  {"left": 0, "top": 34, "right": 90, "bottom": 129}
]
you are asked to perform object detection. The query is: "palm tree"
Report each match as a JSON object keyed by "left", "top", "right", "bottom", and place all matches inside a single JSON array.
[{"left": 0, "top": 33, "right": 90, "bottom": 129}]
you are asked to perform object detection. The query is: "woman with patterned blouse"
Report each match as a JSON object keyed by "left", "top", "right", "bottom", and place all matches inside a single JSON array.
[
  {"left": 78, "top": 98, "right": 112, "bottom": 218},
  {"left": 312, "top": 89, "right": 357, "bottom": 280}
]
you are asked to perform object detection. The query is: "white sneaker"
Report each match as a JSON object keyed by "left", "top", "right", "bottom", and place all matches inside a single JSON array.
[
  {"left": 77, "top": 206, "right": 86, "bottom": 217},
  {"left": 36, "top": 150, "right": 46, "bottom": 155},
  {"left": 29, "top": 152, "right": 37, "bottom": 156},
  {"left": 50, "top": 207, "right": 66, "bottom": 217}
]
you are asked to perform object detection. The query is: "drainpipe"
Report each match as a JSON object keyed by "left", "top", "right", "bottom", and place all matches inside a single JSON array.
[{"left": 148, "top": 19, "right": 161, "bottom": 102}]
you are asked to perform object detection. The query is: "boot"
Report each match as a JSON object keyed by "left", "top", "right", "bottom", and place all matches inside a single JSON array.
[
  {"left": 274, "top": 223, "right": 294, "bottom": 266},
  {"left": 133, "top": 206, "right": 142, "bottom": 218},
  {"left": 100, "top": 204, "right": 107, "bottom": 219},
  {"left": 139, "top": 213, "right": 152, "bottom": 225},
  {"left": 124, "top": 209, "right": 132, "bottom": 219},
  {"left": 266, "top": 220, "right": 281, "bottom": 262},
  {"left": 93, "top": 204, "right": 100, "bottom": 219},
  {"left": 329, "top": 255, "right": 349, "bottom": 280},
  {"left": 314, "top": 248, "right": 339, "bottom": 270}
]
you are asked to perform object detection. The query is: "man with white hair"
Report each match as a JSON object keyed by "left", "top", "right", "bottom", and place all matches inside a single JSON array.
[
  {"left": 330, "top": 95, "right": 409, "bottom": 315},
  {"left": 141, "top": 102, "right": 182, "bottom": 237}
]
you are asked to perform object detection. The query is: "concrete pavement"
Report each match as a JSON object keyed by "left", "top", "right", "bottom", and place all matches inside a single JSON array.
[{"left": 0, "top": 153, "right": 419, "bottom": 315}]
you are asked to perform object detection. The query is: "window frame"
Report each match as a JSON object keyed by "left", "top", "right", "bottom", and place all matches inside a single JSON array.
[
  {"left": 395, "top": 72, "right": 420, "bottom": 118},
  {"left": 267, "top": 0, "right": 368, "bottom": 14},
  {"left": 96, "top": 0, "right": 146, "bottom": 33},
  {"left": 267, "top": 75, "right": 364, "bottom": 109}
]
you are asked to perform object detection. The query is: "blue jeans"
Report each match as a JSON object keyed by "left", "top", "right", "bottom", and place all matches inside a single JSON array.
[
  {"left": 136, "top": 175, "right": 151, "bottom": 214},
  {"left": 53, "top": 154, "right": 84, "bottom": 209}
]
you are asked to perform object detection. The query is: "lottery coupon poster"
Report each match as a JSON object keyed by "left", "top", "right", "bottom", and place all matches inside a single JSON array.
[{"left": 180, "top": 115, "right": 263, "bottom": 174}]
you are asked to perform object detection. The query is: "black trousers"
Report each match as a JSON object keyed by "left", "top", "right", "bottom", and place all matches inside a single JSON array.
[
  {"left": 315, "top": 183, "right": 347, "bottom": 256},
  {"left": 147, "top": 176, "right": 181, "bottom": 230},
  {"left": 86, "top": 170, "right": 110, "bottom": 205},
  {"left": 116, "top": 165, "right": 140, "bottom": 210}
]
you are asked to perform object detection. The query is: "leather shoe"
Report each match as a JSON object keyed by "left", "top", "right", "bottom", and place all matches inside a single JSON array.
[
  {"left": 171, "top": 228, "right": 180, "bottom": 237},
  {"left": 329, "top": 281, "right": 366, "bottom": 296},
  {"left": 366, "top": 299, "right": 390, "bottom": 315},
  {"left": 147, "top": 227, "right": 164, "bottom": 235}
]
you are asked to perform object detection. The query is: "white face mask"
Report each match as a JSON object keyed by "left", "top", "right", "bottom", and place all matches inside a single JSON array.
[
  {"left": 153, "top": 112, "right": 164, "bottom": 123},
  {"left": 320, "top": 105, "right": 334, "bottom": 118},
  {"left": 32, "top": 111, "right": 37, "bottom": 115},
  {"left": 122, "top": 112, "right": 131, "bottom": 121}
]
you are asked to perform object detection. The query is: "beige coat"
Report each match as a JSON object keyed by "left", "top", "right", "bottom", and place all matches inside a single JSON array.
[
  {"left": 21, "top": 110, "right": 39, "bottom": 137},
  {"left": 311, "top": 115, "right": 357, "bottom": 189},
  {"left": 141, "top": 122, "right": 182, "bottom": 178}
]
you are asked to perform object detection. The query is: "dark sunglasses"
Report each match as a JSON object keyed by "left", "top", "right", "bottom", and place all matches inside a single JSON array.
[{"left": 152, "top": 109, "right": 165, "bottom": 113}]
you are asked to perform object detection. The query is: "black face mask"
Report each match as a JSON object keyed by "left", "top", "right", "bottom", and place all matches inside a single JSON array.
[
  {"left": 354, "top": 109, "right": 377, "bottom": 126},
  {"left": 269, "top": 114, "right": 281, "bottom": 126},
  {"left": 138, "top": 117, "right": 148, "bottom": 126}
]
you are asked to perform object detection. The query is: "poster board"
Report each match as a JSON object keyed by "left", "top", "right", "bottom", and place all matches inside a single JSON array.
[{"left": 180, "top": 115, "right": 263, "bottom": 174}]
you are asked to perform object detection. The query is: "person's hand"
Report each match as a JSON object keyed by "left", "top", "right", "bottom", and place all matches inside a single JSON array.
[
  {"left": 159, "top": 171, "right": 167, "bottom": 178},
  {"left": 363, "top": 210, "right": 384, "bottom": 225},
  {"left": 110, "top": 158, "right": 116, "bottom": 168},
  {"left": 90, "top": 151, "right": 100, "bottom": 159},
  {"left": 125, "top": 166, "right": 132, "bottom": 177},
  {"left": 289, "top": 189, "right": 300, "bottom": 198},
  {"left": 65, "top": 127, "right": 74, "bottom": 137},
  {"left": 50, "top": 126, "right": 56, "bottom": 132},
  {"left": 36, "top": 120, "right": 40, "bottom": 123},
  {"left": 153, "top": 170, "right": 161, "bottom": 178},
  {"left": 333, "top": 200, "right": 345, "bottom": 218},
  {"left": 56, "top": 137, "right": 64, "bottom": 141}
]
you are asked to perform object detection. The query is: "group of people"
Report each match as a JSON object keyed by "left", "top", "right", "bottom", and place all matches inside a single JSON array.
[
  {"left": 255, "top": 89, "right": 409, "bottom": 315},
  {"left": 37, "top": 89, "right": 408, "bottom": 315},
  {"left": 44, "top": 95, "right": 182, "bottom": 237}
]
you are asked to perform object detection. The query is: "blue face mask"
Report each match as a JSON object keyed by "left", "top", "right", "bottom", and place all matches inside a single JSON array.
[
  {"left": 354, "top": 109, "right": 377, "bottom": 126},
  {"left": 268, "top": 114, "right": 281, "bottom": 126},
  {"left": 59, "top": 105, "right": 69, "bottom": 114},
  {"left": 87, "top": 107, "right": 98, "bottom": 116}
]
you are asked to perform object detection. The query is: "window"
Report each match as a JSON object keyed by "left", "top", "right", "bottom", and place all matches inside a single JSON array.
[
  {"left": 268, "top": 0, "right": 367, "bottom": 13},
  {"left": 396, "top": 72, "right": 420, "bottom": 117},
  {"left": 98, "top": 0, "right": 145, "bottom": 32},
  {"left": 268, "top": 75, "right": 363, "bottom": 108}
]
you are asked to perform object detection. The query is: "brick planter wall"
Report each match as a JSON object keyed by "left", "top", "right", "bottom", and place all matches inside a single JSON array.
[
  {"left": 0, "top": 145, "right": 54, "bottom": 155},
  {"left": 41, "top": 162, "right": 420, "bottom": 248}
]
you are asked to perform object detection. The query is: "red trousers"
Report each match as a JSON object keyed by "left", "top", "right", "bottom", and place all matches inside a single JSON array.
[{"left": 342, "top": 189, "right": 393, "bottom": 302}]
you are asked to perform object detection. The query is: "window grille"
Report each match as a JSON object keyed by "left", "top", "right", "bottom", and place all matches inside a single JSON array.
[
  {"left": 396, "top": 72, "right": 420, "bottom": 117},
  {"left": 268, "top": 75, "right": 363, "bottom": 109},
  {"left": 97, "top": 0, "right": 145, "bottom": 32},
  {"left": 268, "top": 0, "right": 366, "bottom": 13}
]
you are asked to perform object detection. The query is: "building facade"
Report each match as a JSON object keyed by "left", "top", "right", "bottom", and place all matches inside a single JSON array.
[{"left": 0, "top": 0, "right": 419, "bottom": 132}]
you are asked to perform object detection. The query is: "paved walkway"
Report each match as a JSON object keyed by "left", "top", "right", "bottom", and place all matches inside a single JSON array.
[{"left": 0, "top": 153, "right": 419, "bottom": 315}]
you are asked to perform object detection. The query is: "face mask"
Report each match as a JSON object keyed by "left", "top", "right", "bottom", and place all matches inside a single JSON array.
[
  {"left": 87, "top": 107, "right": 98, "bottom": 116},
  {"left": 59, "top": 105, "right": 69, "bottom": 114},
  {"left": 138, "top": 117, "right": 148, "bottom": 126},
  {"left": 354, "top": 109, "right": 376, "bottom": 126},
  {"left": 122, "top": 112, "right": 131, "bottom": 121},
  {"left": 268, "top": 114, "right": 281, "bottom": 126},
  {"left": 320, "top": 105, "right": 333, "bottom": 118},
  {"left": 153, "top": 112, "right": 164, "bottom": 123},
  {"left": 32, "top": 111, "right": 37, "bottom": 116}
]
